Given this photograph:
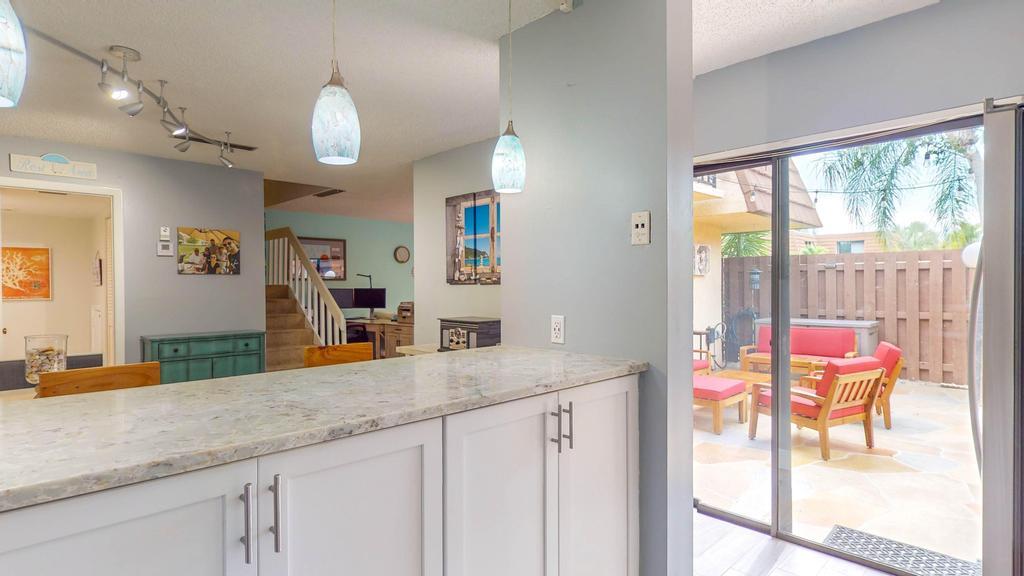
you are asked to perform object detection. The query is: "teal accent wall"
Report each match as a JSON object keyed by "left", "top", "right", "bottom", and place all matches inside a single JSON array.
[{"left": 264, "top": 210, "right": 413, "bottom": 317}]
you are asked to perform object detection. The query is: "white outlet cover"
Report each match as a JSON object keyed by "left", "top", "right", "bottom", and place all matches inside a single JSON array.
[
  {"left": 631, "top": 211, "right": 651, "bottom": 245},
  {"left": 551, "top": 315, "right": 565, "bottom": 345}
]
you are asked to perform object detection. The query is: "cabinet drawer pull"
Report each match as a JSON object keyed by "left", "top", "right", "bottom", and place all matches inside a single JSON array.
[
  {"left": 562, "top": 401, "right": 574, "bottom": 449},
  {"left": 269, "top": 473, "right": 283, "bottom": 553},
  {"left": 239, "top": 483, "right": 254, "bottom": 565},
  {"left": 550, "top": 404, "right": 563, "bottom": 453}
]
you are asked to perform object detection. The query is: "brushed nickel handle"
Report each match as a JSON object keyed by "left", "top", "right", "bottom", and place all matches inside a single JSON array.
[
  {"left": 269, "top": 473, "right": 282, "bottom": 553},
  {"left": 550, "top": 404, "right": 563, "bottom": 453},
  {"left": 239, "top": 483, "right": 254, "bottom": 565},
  {"left": 562, "top": 401, "right": 574, "bottom": 449}
]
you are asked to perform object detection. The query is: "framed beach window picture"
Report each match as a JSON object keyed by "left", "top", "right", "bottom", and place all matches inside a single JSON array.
[
  {"left": 1, "top": 246, "right": 52, "bottom": 300},
  {"left": 298, "top": 237, "right": 346, "bottom": 280},
  {"left": 177, "top": 227, "right": 241, "bottom": 275},
  {"left": 445, "top": 190, "right": 500, "bottom": 285}
]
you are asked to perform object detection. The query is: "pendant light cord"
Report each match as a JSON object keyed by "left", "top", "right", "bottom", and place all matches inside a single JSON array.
[
  {"left": 507, "top": 0, "right": 513, "bottom": 120},
  {"left": 332, "top": 0, "right": 338, "bottom": 63}
]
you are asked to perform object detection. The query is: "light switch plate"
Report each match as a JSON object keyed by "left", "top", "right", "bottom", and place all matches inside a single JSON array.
[
  {"left": 631, "top": 211, "right": 651, "bottom": 245},
  {"left": 551, "top": 315, "right": 565, "bottom": 345},
  {"left": 159, "top": 226, "right": 171, "bottom": 241},
  {"left": 156, "top": 240, "right": 174, "bottom": 257}
]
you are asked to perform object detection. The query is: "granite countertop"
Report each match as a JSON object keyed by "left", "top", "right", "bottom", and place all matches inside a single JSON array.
[{"left": 0, "top": 346, "right": 647, "bottom": 513}]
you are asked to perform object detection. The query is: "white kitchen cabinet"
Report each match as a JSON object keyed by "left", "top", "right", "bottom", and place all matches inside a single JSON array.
[
  {"left": 445, "top": 391, "right": 560, "bottom": 576},
  {"left": 257, "top": 418, "right": 442, "bottom": 576},
  {"left": 0, "top": 460, "right": 258, "bottom": 576},
  {"left": 558, "top": 375, "right": 639, "bottom": 576},
  {"left": 444, "top": 375, "right": 639, "bottom": 576}
]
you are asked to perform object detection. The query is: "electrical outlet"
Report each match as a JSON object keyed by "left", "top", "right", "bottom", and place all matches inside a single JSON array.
[
  {"left": 631, "top": 211, "right": 651, "bottom": 245},
  {"left": 550, "top": 315, "right": 565, "bottom": 345}
]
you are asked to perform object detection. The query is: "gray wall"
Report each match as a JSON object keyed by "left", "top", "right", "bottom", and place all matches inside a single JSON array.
[
  {"left": 498, "top": 0, "right": 692, "bottom": 573},
  {"left": 0, "top": 136, "right": 265, "bottom": 363},
  {"left": 412, "top": 139, "right": 502, "bottom": 346},
  {"left": 694, "top": 0, "right": 1024, "bottom": 156}
]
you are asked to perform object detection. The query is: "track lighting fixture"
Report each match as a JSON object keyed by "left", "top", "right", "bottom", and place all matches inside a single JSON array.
[
  {"left": 118, "top": 80, "right": 145, "bottom": 117},
  {"left": 107, "top": 45, "right": 138, "bottom": 101},
  {"left": 97, "top": 60, "right": 115, "bottom": 99},
  {"left": 173, "top": 107, "right": 188, "bottom": 136},
  {"left": 219, "top": 132, "right": 234, "bottom": 168},
  {"left": 174, "top": 124, "right": 192, "bottom": 152}
]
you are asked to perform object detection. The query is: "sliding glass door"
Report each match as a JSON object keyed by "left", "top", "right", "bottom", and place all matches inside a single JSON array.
[{"left": 692, "top": 109, "right": 1022, "bottom": 574}]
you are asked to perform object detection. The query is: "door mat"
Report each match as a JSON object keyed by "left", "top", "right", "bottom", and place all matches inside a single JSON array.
[{"left": 823, "top": 525, "right": 980, "bottom": 576}]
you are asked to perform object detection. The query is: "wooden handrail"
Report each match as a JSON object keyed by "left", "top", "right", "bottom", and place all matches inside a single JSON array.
[{"left": 265, "top": 227, "right": 346, "bottom": 346}]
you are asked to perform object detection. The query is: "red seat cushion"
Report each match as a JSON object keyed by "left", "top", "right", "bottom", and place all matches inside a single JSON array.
[
  {"left": 871, "top": 341, "right": 903, "bottom": 383},
  {"left": 693, "top": 359, "right": 710, "bottom": 372},
  {"left": 814, "top": 356, "right": 882, "bottom": 397},
  {"left": 754, "top": 325, "right": 857, "bottom": 359},
  {"left": 756, "top": 389, "right": 865, "bottom": 419},
  {"left": 693, "top": 375, "right": 746, "bottom": 401}
]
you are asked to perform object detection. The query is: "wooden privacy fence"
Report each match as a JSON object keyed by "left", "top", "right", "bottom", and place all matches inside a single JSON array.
[{"left": 722, "top": 250, "right": 975, "bottom": 385}]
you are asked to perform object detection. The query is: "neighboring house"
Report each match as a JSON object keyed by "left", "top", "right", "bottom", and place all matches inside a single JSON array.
[
  {"left": 692, "top": 162, "right": 820, "bottom": 337},
  {"left": 790, "top": 230, "right": 885, "bottom": 254}
]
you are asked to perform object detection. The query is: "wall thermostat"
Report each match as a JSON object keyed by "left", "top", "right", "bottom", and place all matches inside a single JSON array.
[{"left": 157, "top": 226, "right": 174, "bottom": 256}]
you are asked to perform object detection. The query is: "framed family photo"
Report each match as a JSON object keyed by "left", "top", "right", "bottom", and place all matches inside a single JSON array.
[{"left": 177, "top": 227, "right": 241, "bottom": 275}]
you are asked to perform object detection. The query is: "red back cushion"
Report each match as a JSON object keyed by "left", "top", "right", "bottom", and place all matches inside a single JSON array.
[
  {"left": 871, "top": 341, "right": 903, "bottom": 380},
  {"left": 816, "top": 356, "right": 882, "bottom": 398},
  {"left": 790, "top": 327, "right": 856, "bottom": 358},
  {"left": 755, "top": 325, "right": 772, "bottom": 353}
]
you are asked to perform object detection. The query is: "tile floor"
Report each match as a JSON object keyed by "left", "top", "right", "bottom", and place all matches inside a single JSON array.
[
  {"left": 694, "top": 510, "right": 890, "bottom": 576},
  {"left": 693, "top": 380, "right": 982, "bottom": 564}
]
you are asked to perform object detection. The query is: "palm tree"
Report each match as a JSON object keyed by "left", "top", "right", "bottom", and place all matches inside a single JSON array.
[
  {"left": 721, "top": 231, "right": 770, "bottom": 257},
  {"left": 884, "top": 221, "right": 942, "bottom": 251},
  {"left": 943, "top": 221, "right": 981, "bottom": 249},
  {"left": 815, "top": 128, "right": 982, "bottom": 234}
]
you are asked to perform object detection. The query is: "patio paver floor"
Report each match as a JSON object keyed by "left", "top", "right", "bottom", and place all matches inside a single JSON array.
[{"left": 694, "top": 379, "right": 982, "bottom": 564}]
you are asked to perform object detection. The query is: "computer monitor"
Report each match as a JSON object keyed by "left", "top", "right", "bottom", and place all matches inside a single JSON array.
[
  {"left": 353, "top": 288, "right": 386, "bottom": 310},
  {"left": 329, "top": 288, "right": 354, "bottom": 308}
]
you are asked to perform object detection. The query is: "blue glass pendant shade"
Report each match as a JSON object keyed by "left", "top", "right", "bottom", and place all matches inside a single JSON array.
[
  {"left": 492, "top": 120, "right": 525, "bottom": 194},
  {"left": 312, "top": 61, "right": 361, "bottom": 165},
  {"left": 0, "top": 0, "right": 27, "bottom": 108}
]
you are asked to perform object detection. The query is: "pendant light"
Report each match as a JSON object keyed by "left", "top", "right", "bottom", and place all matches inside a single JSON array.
[
  {"left": 0, "top": 0, "right": 27, "bottom": 108},
  {"left": 491, "top": 0, "right": 526, "bottom": 194},
  {"left": 311, "top": 0, "right": 361, "bottom": 165}
]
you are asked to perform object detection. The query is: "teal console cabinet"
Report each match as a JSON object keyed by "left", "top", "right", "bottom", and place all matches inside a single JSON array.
[{"left": 141, "top": 330, "right": 266, "bottom": 384}]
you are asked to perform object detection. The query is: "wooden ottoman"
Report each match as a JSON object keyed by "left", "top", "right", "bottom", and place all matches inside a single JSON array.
[{"left": 693, "top": 375, "right": 748, "bottom": 435}]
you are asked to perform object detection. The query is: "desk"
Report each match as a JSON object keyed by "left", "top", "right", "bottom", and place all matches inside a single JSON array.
[
  {"left": 346, "top": 318, "right": 414, "bottom": 359},
  {"left": 396, "top": 344, "right": 439, "bottom": 357}
]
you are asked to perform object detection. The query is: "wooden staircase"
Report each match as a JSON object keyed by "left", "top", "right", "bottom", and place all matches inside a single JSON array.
[
  {"left": 265, "top": 227, "right": 347, "bottom": 372},
  {"left": 265, "top": 285, "right": 317, "bottom": 371}
]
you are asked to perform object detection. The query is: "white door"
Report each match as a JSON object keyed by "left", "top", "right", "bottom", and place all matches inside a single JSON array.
[
  {"left": 558, "top": 375, "right": 639, "bottom": 576},
  {"left": 257, "top": 418, "right": 442, "bottom": 576},
  {"left": 445, "top": 392, "right": 559, "bottom": 576},
  {"left": 0, "top": 460, "right": 258, "bottom": 576}
]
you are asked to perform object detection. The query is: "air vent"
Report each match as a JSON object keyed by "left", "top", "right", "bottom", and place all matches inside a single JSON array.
[
  {"left": 37, "top": 190, "right": 69, "bottom": 196},
  {"left": 313, "top": 188, "right": 344, "bottom": 198}
]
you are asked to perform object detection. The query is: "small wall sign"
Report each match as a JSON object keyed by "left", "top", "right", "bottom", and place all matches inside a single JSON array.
[{"left": 10, "top": 153, "right": 98, "bottom": 180}]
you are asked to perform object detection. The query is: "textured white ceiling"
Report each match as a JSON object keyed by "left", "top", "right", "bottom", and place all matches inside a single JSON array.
[
  {"left": 3, "top": 0, "right": 937, "bottom": 222},
  {"left": 693, "top": 0, "right": 938, "bottom": 75}
]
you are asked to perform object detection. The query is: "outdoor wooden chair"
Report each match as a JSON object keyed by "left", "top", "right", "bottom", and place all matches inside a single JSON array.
[
  {"left": 870, "top": 341, "right": 904, "bottom": 430},
  {"left": 749, "top": 357, "right": 884, "bottom": 461},
  {"left": 304, "top": 342, "right": 374, "bottom": 368},
  {"left": 693, "top": 349, "right": 713, "bottom": 375},
  {"left": 36, "top": 362, "right": 161, "bottom": 398}
]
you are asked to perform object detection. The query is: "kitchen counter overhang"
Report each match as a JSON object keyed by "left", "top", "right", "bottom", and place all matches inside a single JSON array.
[{"left": 0, "top": 346, "right": 647, "bottom": 513}]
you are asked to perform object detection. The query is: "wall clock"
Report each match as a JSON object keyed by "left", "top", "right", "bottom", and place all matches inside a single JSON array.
[{"left": 394, "top": 245, "right": 411, "bottom": 264}]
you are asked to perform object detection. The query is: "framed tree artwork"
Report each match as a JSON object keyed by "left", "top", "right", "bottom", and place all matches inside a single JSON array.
[
  {"left": 445, "top": 190, "right": 500, "bottom": 285},
  {"left": 1, "top": 246, "right": 52, "bottom": 300}
]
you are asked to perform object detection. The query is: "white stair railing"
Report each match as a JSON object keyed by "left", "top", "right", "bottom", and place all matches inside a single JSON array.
[{"left": 265, "top": 227, "right": 346, "bottom": 346}]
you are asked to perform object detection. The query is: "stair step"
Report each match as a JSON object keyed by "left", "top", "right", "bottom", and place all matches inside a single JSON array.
[
  {"left": 266, "top": 285, "right": 289, "bottom": 299},
  {"left": 266, "top": 299, "right": 299, "bottom": 314},
  {"left": 266, "top": 345, "right": 306, "bottom": 372},
  {"left": 267, "top": 313, "right": 308, "bottom": 330},
  {"left": 267, "top": 328, "right": 316, "bottom": 348}
]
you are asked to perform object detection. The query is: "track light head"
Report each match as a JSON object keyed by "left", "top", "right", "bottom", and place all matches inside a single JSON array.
[
  {"left": 118, "top": 80, "right": 144, "bottom": 117},
  {"left": 219, "top": 135, "right": 234, "bottom": 168},
  {"left": 174, "top": 138, "right": 191, "bottom": 153},
  {"left": 219, "top": 153, "right": 234, "bottom": 168},
  {"left": 172, "top": 107, "right": 188, "bottom": 136},
  {"left": 97, "top": 60, "right": 117, "bottom": 99}
]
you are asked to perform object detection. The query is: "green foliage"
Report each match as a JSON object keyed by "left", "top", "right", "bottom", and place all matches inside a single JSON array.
[
  {"left": 722, "top": 231, "right": 770, "bottom": 257},
  {"left": 800, "top": 244, "right": 829, "bottom": 255},
  {"left": 884, "top": 221, "right": 942, "bottom": 251},
  {"left": 815, "top": 129, "right": 981, "bottom": 234},
  {"left": 943, "top": 221, "right": 981, "bottom": 249}
]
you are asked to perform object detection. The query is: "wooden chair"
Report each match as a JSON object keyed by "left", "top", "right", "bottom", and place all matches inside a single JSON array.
[
  {"left": 749, "top": 357, "right": 884, "bottom": 461},
  {"left": 36, "top": 362, "right": 161, "bottom": 398},
  {"left": 870, "top": 341, "right": 904, "bottom": 430},
  {"left": 304, "top": 342, "right": 374, "bottom": 368},
  {"left": 692, "top": 349, "right": 713, "bottom": 375}
]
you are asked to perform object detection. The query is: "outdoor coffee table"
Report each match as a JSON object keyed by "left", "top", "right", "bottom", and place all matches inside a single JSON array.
[{"left": 711, "top": 369, "right": 772, "bottom": 393}]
